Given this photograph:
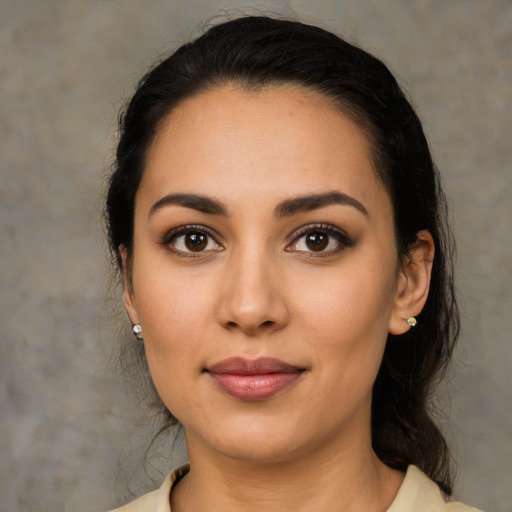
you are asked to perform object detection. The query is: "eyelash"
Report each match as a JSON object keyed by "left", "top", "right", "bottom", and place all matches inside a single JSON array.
[
  {"left": 161, "top": 225, "right": 223, "bottom": 258},
  {"left": 286, "top": 223, "right": 354, "bottom": 256},
  {"left": 160, "top": 223, "right": 353, "bottom": 258}
]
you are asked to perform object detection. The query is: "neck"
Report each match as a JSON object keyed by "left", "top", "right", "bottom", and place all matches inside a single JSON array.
[{"left": 172, "top": 428, "right": 404, "bottom": 512}]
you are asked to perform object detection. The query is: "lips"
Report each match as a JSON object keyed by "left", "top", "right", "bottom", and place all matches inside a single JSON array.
[{"left": 206, "top": 357, "right": 305, "bottom": 401}]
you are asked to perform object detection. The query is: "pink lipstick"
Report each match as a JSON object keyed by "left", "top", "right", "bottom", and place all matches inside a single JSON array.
[{"left": 206, "top": 357, "right": 304, "bottom": 401}]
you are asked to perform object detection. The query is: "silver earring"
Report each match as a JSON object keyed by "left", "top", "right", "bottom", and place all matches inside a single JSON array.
[
  {"left": 406, "top": 316, "right": 417, "bottom": 327},
  {"left": 132, "top": 324, "right": 143, "bottom": 340}
]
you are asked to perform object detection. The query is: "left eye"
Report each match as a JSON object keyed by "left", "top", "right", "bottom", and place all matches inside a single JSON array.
[{"left": 287, "top": 227, "right": 349, "bottom": 254}]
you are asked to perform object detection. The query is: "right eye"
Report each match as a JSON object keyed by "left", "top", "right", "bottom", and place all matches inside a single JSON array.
[{"left": 163, "top": 226, "right": 223, "bottom": 256}]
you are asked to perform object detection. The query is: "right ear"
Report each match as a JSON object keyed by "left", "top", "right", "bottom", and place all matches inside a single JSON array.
[{"left": 119, "top": 244, "right": 140, "bottom": 325}]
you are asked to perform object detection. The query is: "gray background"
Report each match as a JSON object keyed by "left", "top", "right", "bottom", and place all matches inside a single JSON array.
[{"left": 1, "top": 1, "right": 511, "bottom": 511}]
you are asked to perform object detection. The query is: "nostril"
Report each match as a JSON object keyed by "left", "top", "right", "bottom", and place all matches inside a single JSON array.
[
  {"left": 222, "top": 319, "right": 276, "bottom": 333},
  {"left": 217, "top": 289, "right": 290, "bottom": 334}
]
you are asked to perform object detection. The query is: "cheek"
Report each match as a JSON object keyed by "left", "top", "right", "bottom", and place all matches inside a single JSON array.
[
  {"left": 291, "top": 258, "right": 397, "bottom": 377},
  {"left": 131, "top": 263, "right": 217, "bottom": 402},
  {"left": 294, "top": 258, "right": 397, "bottom": 336},
  {"left": 133, "top": 253, "right": 216, "bottom": 332}
]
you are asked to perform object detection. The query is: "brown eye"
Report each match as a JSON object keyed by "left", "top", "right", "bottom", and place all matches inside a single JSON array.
[
  {"left": 165, "top": 226, "right": 222, "bottom": 255},
  {"left": 287, "top": 224, "right": 352, "bottom": 255},
  {"left": 185, "top": 232, "right": 208, "bottom": 251},
  {"left": 305, "top": 232, "right": 328, "bottom": 251}
]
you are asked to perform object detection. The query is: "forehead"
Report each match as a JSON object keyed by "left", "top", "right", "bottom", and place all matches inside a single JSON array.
[{"left": 140, "top": 84, "right": 388, "bottom": 215}]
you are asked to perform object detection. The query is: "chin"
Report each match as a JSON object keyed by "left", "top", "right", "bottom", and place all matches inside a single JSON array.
[
  {"left": 190, "top": 413, "right": 321, "bottom": 465},
  {"left": 214, "top": 438, "right": 307, "bottom": 465}
]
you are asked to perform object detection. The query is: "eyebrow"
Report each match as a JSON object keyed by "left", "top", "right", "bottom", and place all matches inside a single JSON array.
[
  {"left": 148, "top": 190, "right": 367, "bottom": 219},
  {"left": 274, "top": 191, "right": 368, "bottom": 218},
  {"left": 149, "top": 193, "right": 228, "bottom": 217}
]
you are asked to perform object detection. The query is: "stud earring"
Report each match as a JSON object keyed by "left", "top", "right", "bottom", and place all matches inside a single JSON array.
[
  {"left": 132, "top": 324, "right": 143, "bottom": 340},
  {"left": 406, "top": 316, "right": 417, "bottom": 327}
]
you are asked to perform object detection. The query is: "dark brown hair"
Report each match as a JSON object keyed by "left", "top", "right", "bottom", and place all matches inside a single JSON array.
[{"left": 106, "top": 16, "right": 458, "bottom": 494}]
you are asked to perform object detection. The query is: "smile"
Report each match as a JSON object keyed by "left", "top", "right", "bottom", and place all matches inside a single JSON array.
[{"left": 206, "top": 357, "right": 306, "bottom": 401}]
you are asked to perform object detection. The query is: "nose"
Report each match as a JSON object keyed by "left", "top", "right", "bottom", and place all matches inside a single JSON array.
[{"left": 216, "top": 248, "right": 290, "bottom": 336}]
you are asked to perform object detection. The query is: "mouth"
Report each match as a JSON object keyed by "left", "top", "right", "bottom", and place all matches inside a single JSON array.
[{"left": 205, "top": 357, "right": 306, "bottom": 401}]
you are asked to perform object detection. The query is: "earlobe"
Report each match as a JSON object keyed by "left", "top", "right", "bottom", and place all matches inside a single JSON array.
[
  {"left": 388, "top": 230, "right": 435, "bottom": 335},
  {"left": 119, "top": 244, "right": 140, "bottom": 325}
]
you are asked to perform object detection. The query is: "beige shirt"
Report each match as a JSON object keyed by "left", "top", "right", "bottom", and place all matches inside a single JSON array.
[{"left": 110, "top": 464, "right": 482, "bottom": 512}]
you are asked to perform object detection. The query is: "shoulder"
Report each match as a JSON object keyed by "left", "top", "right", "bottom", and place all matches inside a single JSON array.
[
  {"left": 108, "top": 488, "right": 161, "bottom": 512},
  {"left": 108, "top": 464, "right": 190, "bottom": 512},
  {"left": 387, "top": 465, "right": 483, "bottom": 512}
]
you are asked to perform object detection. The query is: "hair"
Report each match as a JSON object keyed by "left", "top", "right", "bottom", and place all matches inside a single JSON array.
[{"left": 105, "top": 15, "right": 459, "bottom": 494}]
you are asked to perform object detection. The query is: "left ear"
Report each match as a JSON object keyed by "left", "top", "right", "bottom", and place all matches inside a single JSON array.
[{"left": 388, "top": 230, "right": 435, "bottom": 335}]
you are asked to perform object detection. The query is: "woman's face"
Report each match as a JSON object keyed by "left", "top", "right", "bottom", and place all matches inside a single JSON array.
[{"left": 124, "top": 84, "right": 413, "bottom": 464}]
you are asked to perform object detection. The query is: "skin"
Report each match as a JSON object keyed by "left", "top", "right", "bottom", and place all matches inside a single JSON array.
[{"left": 122, "top": 84, "right": 434, "bottom": 512}]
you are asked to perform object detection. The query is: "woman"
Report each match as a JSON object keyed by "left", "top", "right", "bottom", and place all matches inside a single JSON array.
[{"left": 106, "top": 16, "right": 481, "bottom": 512}]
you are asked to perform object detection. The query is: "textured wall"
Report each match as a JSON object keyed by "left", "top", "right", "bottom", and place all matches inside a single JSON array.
[{"left": 1, "top": 1, "right": 510, "bottom": 510}]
